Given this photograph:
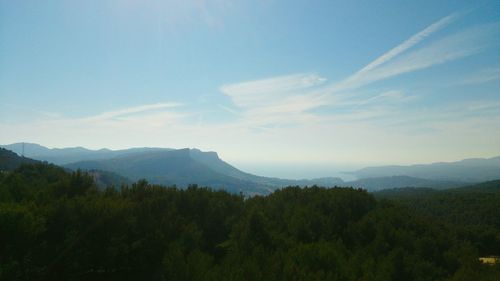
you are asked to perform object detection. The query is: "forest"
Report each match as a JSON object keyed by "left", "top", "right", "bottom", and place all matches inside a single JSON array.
[{"left": 1, "top": 162, "right": 499, "bottom": 281}]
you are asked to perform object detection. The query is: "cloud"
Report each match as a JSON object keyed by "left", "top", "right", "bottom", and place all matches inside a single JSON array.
[
  {"left": 15, "top": 102, "right": 187, "bottom": 135},
  {"left": 459, "top": 98, "right": 500, "bottom": 113},
  {"left": 361, "top": 90, "right": 409, "bottom": 104},
  {"left": 0, "top": 101, "right": 192, "bottom": 151},
  {"left": 319, "top": 19, "right": 500, "bottom": 99},
  {"left": 220, "top": 73, "right": 326, "bottom": 108},
  {"left": 217, "top": 15, "right": 500, "bottom": 129},
  {"left": 459, "top": 67, "right": 500, "bottom": 85},
  {"left": 0, "top": 103, "right": 62, "bottom": 120},
  {"left": 219, "top": 73, "right": 328, "bottom": 128},
  {"left": 361, "top": 23, "right": 498, "bottom": 83},
  {"left": 81, "top": 102, "right": 183, "bottom": 122},
  {"left": 331, "top": 90, "right": 414, "bottom": 108},
  {"left": 218, "top": 104, "right": 240, "bottom": 116},
  {"left": 216, "top": 14, "right": 500, "bottom": 135},
  {"left": 354, "top": 13, "right": 458, "bottom": 76},
  {"left": 3, "top": 11, "right": 500, "bottom": 165}
]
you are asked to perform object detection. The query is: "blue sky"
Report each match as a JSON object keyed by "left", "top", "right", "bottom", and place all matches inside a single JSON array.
[{"left": 1, "top": 0, "right": 500, "bottom": 176}]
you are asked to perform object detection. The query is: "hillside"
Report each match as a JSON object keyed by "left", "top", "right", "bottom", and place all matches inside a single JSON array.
[
  {"left": 63, "top": 148, "right": 348, "bottom": 194},
  {"left": 346, "top": 175, "right": 466, "bottom": 191},
  {"left": 0, "top": 148, "right": 39, "bottom": 171},
  {"left": 352, "top": 156, "right": 500, "bottom": 182},
  {"left": 86, "top": 169, "right": 132, "bottom": 188},
  {"left": 2, "top": 144, "right": 346, "bottom": 194},
  {"left": 64, "top": 149, "right": 273, "bottom": 195},
  {"left": 450, "top": 179, "right": 500, "bottom": 194},
  {"left": 373, "top": 180, "right": 500, "bottom": 227},
  {"left": 374, "top": 179, "right": 500, "bottom": 201},
  {"left": 189, "top": 149, "right": 344, "bottom": 187},
  {"left": 374, "top": 181, "right": 500, "bottom": 255},
  {"left": 3, "top": 144, "right": 474, "bottom": 194},
  {"left": 1, "top": 161, "right": 499, "bottom": 280},
  {"left": 0, "top": 143, "right": 172, "bottom": 165},
  {"left": 66, "top": 148, "right": 465, "bottom": 193}
]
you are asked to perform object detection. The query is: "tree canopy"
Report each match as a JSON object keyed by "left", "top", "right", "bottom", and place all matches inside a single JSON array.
[{"left": 0, "top": 163, "right": 499, "bottom": 280}]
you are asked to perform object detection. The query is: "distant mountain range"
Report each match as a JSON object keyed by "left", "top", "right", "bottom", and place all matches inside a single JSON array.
[
  {"left": 0, "top": 147, "right": 131, "bottom": 188},
  {"left": 345, "top": 175, "right": 465, "bottom": 191},
  {"left": 1, "top": 143, "right": 345, "bottom": 195},
  {"left": 351, "top": 156, "right": 500, "bottom": 183},
  {"left": 2, "top": 143, "right": 499, "bottom": 194},
  {"left": 374, "top": 179, "right": 500, "bottom": 200},
  {"left": 1, "top": 142, "right": 171, "bottom": 165}
]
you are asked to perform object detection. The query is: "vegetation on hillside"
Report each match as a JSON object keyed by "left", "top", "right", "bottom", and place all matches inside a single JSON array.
[
  {"left": 1, "top": 163, "right": 499, "bottom": 280},
  {"left": 0, "top": 148, "right": 38, "bottom": 172},
  {"left": 374, "top": 182, "right": 500, "bottom": 257}
]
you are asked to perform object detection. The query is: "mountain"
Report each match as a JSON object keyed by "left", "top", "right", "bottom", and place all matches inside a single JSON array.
[
  {"left": 63, "top": 148, "right": 348, "bottom": 194},
  {"left": 371, "top": 182, "right": 500, "bottom": 201},
  {"left": 446, "top": 179, "right": 500, "bottom": 194},
  {"left": 0, "top": 148, "right": 39, "bottom": 171},
  {"left": 346, "top": 175, "right": 466, "bottom": 191},
  {"left": 1, "top": 143, "right": 475, "bottom": 193},
  {"left": 0, "top": 143, "right": 172, "bottom": 165},
  {"left": 86, "top": 169, "right": 132, "bottom": 188},
  {"left": 64, "top": 148, "right": 276, "bottom": 194},
  {"left": 351, "top": 156, "right": 500, "bottom": 183},
  {"left": 64, "top": 149, "right": 469, "bottom": 193},
  {"left": 0, "top": 147, "right": 129, "bottom": 188},
  {"left": 189, "top": 148, "right": 344, "bottom": 188},
  {"left": 2, "top": 143, "right": 345, "bottom": 194}
]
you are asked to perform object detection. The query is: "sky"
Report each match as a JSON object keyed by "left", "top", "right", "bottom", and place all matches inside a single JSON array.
[{"left": 1, "top": 0, "right": 500, "bottom": 177}]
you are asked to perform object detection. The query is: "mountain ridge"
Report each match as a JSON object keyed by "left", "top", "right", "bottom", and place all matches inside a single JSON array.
[
  {"left": 3, "top": 143, "right": 494, "bottom": 193},
  {"left": 0, "top": 148, "right": 40, "bottom": 171},
  {"left": 63, "top": 148, "right": 345, "bottom": 195},
  {"left": 0, "top": 143, "right": 173, "bottom": 165},
  {"left": 352, "top": 156, "right": 500, "bottom": 183}
]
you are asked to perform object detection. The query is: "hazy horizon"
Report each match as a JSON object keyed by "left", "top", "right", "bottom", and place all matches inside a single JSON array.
[
  {"left": 1, "top": 1, "right": 500, "bottom": 166},
  {"left": 3, "top": 141, "right": 500, "bottom": 181}
]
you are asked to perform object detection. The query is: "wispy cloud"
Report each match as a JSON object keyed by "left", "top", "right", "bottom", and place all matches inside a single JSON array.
[
  {"left": 0, "top": 101, "right": 190, "bottom": 150},
  {"left": 0, "top": 103, "right": 62, "bottom": 119},
  {"left": 219, "top": 74, "right": 329, "bottom": 128},
  {"left": 3, "top": 11, "right": 500, "bottom": 164},
  {"left": 218, "top": 104, "right": 240, "bottom": 116},
  {"left": 24, "top": 102, "right": 186, "bottom": 135},
  {"left": 82, "top": 102, "right": 182, "bottom": 122},
  {"left": 459, "top": 67, "right": 500, "bottom": 85},
  {"left": 220, "top": 73, "right": 326, "bottom": 108},
  {"left": 218, "top": 14, "right": 500, "bottom": 130},
  {"left": 463, "top": 99, "right": 500, "bottom": 112},
  {"left": 360, "top": 23, "right": 498, "bottom": 84},
  {"left": 354, "top": 13, "right": 459, "bottom": 76},
  {"left": 324, "top": 20, "right": 500, "bottom": 96},
  {"left": 355, "top": 90, "right": 415, "bottom": 106}
]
